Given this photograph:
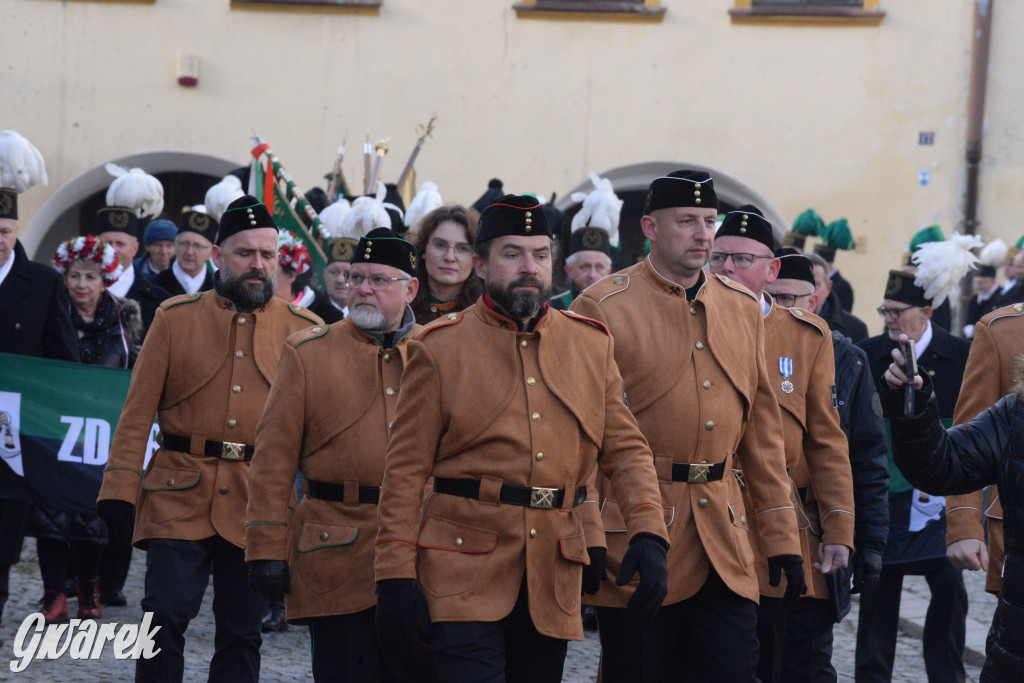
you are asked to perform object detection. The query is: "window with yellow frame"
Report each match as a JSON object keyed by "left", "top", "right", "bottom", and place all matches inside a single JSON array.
[
  {"left": 730, "top": 0, "right": 885, "bottom": 25},
  {"left": 513, "top": 0, "right": 666, "bottom": 22}
]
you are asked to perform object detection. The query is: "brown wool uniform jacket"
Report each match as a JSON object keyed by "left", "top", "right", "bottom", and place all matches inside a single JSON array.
[
  {"left": 97, "top": 290, "right": 322, "bottom": 549},
  {"left": 245, "top": 319, "right": 418, "bottom": 623},
  {"left": 570, "top": 260, "right": 801, "bottom": 607},
  {"left": 945, "top": 303, "right": 1024, "bottom": 594},
  {"left": 374, "top": 300, "right": 668, "bottom": 641},
  {"left": 747, "top": 300, "right": 854, "bottom": 600}
]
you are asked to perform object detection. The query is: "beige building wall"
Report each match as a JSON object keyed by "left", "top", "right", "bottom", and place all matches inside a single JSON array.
[{"left": 2, "top": 0, "right": 1021, "bottom": 332}]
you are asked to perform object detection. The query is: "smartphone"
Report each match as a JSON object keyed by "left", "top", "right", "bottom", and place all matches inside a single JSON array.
[{"left": 899, "top": 338, "right": 917, "bottom": 417}]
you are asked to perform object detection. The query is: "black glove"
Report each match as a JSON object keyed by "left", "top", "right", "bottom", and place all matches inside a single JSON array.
[
  {"left": 97, "top": 500, "right": 135, "bottom": 535},
  {"left": 851, "top": 544, "right": 884, "bottom": 594},
  {"left": 581, "top": 547, "right": 607, "bottom": 595},
  {"left": 247, "top": 560, "right": 290, "bottom": 601},
  {"left": 768, "top": 554, "right": 807, "bottom": 607},
  {"left": 616, "top": 533, "right": 668, "bottom": 626},
  {"left": 375, "top": 579, "right": 432, "bottom": 673}
]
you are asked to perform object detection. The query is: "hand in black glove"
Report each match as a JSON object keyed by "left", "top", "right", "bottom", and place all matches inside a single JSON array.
[
  {"left": 247, "top": 560, "right": 290, "bottom": 601},
  {"left": 851, "top": 544, "right": 884, "bottom": 594},
  {"left": 375, "top": 578, "right": 432, "bottom": 673},
  {"left": 97, "top": 500, "right": 135, "bottom": 535},
  {"left": 616, "top": 533, "right": 668, "bottom": 626},
  {"left": 582, "top": 547, "right": 607, "bottom": 595},
  {"left": 768, "top": 554, "right": 807, "bottom": 606}
]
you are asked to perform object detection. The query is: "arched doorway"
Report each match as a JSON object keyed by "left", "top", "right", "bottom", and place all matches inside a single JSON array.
[{"left": 24, "top": 151, "right": 241, "bottom": 260}]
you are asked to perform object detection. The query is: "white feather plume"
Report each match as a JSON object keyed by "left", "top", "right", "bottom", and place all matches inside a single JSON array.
[
  {"left": 105, "top": 163, "right": 164, "bottom": 218},
  {"left": 979, "top": 238, "right": 1008, "bottom": 267},
  {"left": 569, "top": 171, "right": 622, "bottom": 247},
  {"left": 319, "top": 197, "right": 354, "bottom": 239},
  {"left": 204, "top": 175, "right": 245, "bottom": 222},
  {"left": 404, "top": 181, "right": 443, "bottom": 234},
  {"left": 912, "top": 232, "right": 983, "bottom": 305},
  {"left": 0, "top": 130, "right": 48, "bottom": 192},
  {"left": 338, "top": 182, "right": 391, "bottom": 237}
]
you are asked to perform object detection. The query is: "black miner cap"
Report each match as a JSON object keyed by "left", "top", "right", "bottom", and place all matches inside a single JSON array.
[
  {"left": 472, "top": 178, "right": 504, "bottom": 213},
  {"left": 352, "top": 227, "right": 417, "bottom": 275},
  {"left": 643, "top": 170, "right": 718, "bottom": 214},
  {"left": 325, "top": 237, "right": 358, "bottom": 265},
  {"left": 216, "top": 195, "right": 277, "bottom": 245},
  {"left": 570, "top": 227, "right": 611, "bottom": 256},
  {"left": 774, "top": 249, "right": 815, "bottom": 286},
  {"left": 884, "top": 270, "right": 929, "bottom": 308},
  {"left": 177, "top": 208, "right": 218, "bottom": 243},
  {"left": 476, "top": 194, "right": 553, "bottom": 244},
  {"left": 0, "top": 188, "right": 17, "bottom": 220},
  {"left": 96, "top": 206, "right": 141, "bottom": 240},
  {"left": 716, "top": 204, "right": 774, "bottom": 252}
]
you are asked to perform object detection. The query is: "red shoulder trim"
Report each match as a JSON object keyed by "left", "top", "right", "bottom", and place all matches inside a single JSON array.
[
  {"left": 558, "top": 309, "right": 610, "bottom": 336},
  {"left": 419, "top": 312, "right": 464, "bottom": 340}
]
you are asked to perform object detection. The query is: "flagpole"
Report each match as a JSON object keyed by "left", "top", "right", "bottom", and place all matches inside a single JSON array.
[
  {"left": 250, "top": 136, "right": 328, "bottom": 259},
  {"left": 396, "top": 113, "right": 438, "bottom": 191}
]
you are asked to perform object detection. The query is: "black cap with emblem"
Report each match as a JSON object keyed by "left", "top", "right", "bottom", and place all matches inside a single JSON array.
[
  {"left": 476, "top": 194, "right": 552, "bottom": 244},
  {"left": 884, "top": 270, "right": 929, "bottom": 308},
  {"left": 570, "top": 227, "right": 611, "bottom": 256},
  {"left": 352, "top": 227, "right": 417, "bottom": 274},
  {"left": 216, "top": 195, "right": 277, "bottom": 245},
  {"left": 716, "top": 204, "right": 774, "bottom": 252},
  {"left": 96, "top": 206, "right": 141, "bottom": 239},
  {"left": 774, "top": 248, "right": 815, "bottom": 285},
  {"left": 177, "top": 208, "right": 218, "bottom": 243},
  {"left": 0, "top": 188, "right": 17, "bottom": 220},
  {"left": 643, "top": 170, "right": 718, "bottom": 215},
  {"left": 325, "top": 237, "right": 358, "bottom": 265}
]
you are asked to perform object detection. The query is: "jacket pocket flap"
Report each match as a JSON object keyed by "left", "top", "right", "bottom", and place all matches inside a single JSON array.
[
  {"left": 559, "top": 531, "right": 589, "bottom": 564},
  {"left": 417, "top": 516, "right": 497, "bottom": 554},
  {"left": 297, "top": 521, "right": 359, "bottom": 553},
  {"left": 141, "top": 466, "right": 200, "bottom": 491},
  {"left": 601, "top": 498, "right": 674, "bottom": 533}
]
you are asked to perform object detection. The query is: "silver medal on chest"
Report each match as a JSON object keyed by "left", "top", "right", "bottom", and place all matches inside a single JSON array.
[{"left": 779, "top": 357, "right": 794, "bottom": 394}]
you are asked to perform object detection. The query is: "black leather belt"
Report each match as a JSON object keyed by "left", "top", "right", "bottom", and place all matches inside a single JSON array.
[
  {"left": 671, "top": 461, "right": 726, "bottom": 483},
  {"left": 161, "top": 433, "right": 254, "bottom": 461},
  {"left": 433, "top": 478, "right": 586, "bottom": 510},
  {"left": 306, "top": 480, "right": 381, "bottom": 504}
]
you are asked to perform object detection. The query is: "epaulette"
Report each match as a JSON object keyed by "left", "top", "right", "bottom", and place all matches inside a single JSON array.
[
  {"left": 287, "top": 302, "right": 321, "bottom": 326},
  {"left": 559, "top": 309, "right": 610, "bottom": 336},
  {"left": 161, "top": 292, "right": 202, "bottom": 311},
  {"left": 586, "top": 273, "right": 630, "bottom": 304},
  {"left": 988, "top": 302, "right": 1024, "bottom": 326},
  {"left": 787, "top": 307, "right": 827, "bottom": 336},
  {"left": 291, "top": 323, "right": 330, "bottom": 349},
  {"left": 713, "top": 274, "right": 757, "bottom": 301},
  {"left": 419, "top": 311, "right": 464, "bottom": 340}
]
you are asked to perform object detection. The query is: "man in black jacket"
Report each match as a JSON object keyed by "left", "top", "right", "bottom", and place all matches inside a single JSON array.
[
  {"left": 153, "top": 208, "right": 216, "bottom": 298},
  {"left": 97, "top": 206, "right": 170, "bottom": 337},
  {"left": 808, "top": 252, "right": 868, "bottom": 343}
]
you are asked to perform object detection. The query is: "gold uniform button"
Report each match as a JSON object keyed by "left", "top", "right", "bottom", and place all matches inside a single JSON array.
[
  {"left": 521, "top": 340, "right": 528, "bottom": 348},
  {"left": 529, "top": 529, "right": 538, "bottom": 539},
  {"left": 219, "top": 487, "right": 229, "bottom": 495},
  {"left": 698, "top": 498, "right": 709, "bottom": 509},
  {"left": 536, "top": 452, "right": 544, "bottom": 462},
  {"left": 232, "top": 385, "right": 241, "bottom": 393},
  {"left": 702, "top": 380, "right": 712, "bottom": 390},
  {"left": 1015, "top": 304, "right": 1024, "bottom": 313},
  {"left": 455, "top": 538, "right": 464, "bottom": 547},
  {"left": 448, "top": 313, "right": 458, "bottom": 320},
  {"left": 526, "top": 377, "right": 536, "bottom": 386},
  {"left": 235, "top": 350, "right": 245, "bottom": 359},
  {"left": 167, "top": 479, "right": 175, "bottom": 486},
  {"left": 689, "top": 306, "right": 697, "bottom": 315},
  {"left": 321, "top": 532, "right": 329, "bottom": 541},
  {"left": 531, "top": 412, "right": 541, "bottom": 422},
  {"left": 313, "top": 326, "right": 322, "bottom": 333},
  {"left": 383, "top": 353, "right": 391, "bottom": 362},
  {"left": 386, "top": 387, "right": 395, "bottom": 396},
  {"left": 237, "top": 317, "right": 247, "bottom": 325},
  {"left": 14, "top": 323, "right": 21, "bottom": 330},
  {"left": 705, "top": 421, "right": 715, "bottom": 431},
  {"left": 695, "top": 341, "right": 705, "bottom": 350},
  {"left": 740, "top": 515, "right": 747, "bottom": 524},
  {"left": 388, "top": 421, "right": 394, "bottom": 429},
  {"left": 227, "top": 419, "right": 237, "bottom": 429},
  {"left": 793, "top": 309, "right": 803, "bottom": 317},
  {"left": 613, "top": 276, "right": 624, "bottom": 285}
]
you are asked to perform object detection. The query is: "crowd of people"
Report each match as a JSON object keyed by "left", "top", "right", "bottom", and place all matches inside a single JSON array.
[{"left": 1, "top": 140, "right": 1023, "bottom": 683}]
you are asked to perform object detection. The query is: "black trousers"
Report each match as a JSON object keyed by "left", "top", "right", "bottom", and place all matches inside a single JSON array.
[
  {"left": 431, "top": 579, "right": 567, "bottom": 683},
  {"left": 596, "top": 568, "right": 760, "bottom": 683},
  {"left": 756, "top": 596, "right": 836, "bottom": 683},
  {"left": 136, "top": 536, "right": 268, "bottom": 683},
  {"left": 308, "top": 608, "right": 386, "bottom": 683},
  {"left": 855, "top": 557, "right": 966, "bottom": 683},
  {"left": 0, "top": 498, "right": 30, "bottom": 624}
]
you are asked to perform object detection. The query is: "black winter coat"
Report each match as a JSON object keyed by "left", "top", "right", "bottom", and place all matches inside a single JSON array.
[
  {"left": 884, "top": 382, "right": 1024, "bottom": 683},
  {"left": 151, "top": 261, "right": 215, "bottom": 299},
  {"left": 0, "top": 241, "right": 79, "bottom": 361},
  {"left": 821, "top": 290, "right": 869, "bottom": 343}
]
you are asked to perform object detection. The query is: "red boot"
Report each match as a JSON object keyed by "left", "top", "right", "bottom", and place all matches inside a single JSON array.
[
  {"left": 77, "top": 578, "right": 102, "bottom": 619},
  {"left": 40, "top": 589, "right": 68, "bottom": 623}
]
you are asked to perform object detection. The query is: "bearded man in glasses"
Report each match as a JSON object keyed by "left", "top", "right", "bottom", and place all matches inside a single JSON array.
[{"left": 854, "top": 269, "right": 971, "bottom": 682}]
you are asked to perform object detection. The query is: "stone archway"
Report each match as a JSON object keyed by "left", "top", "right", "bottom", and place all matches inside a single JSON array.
[{"left": 24, "top": 151, "right": 240, "bottom": 260}]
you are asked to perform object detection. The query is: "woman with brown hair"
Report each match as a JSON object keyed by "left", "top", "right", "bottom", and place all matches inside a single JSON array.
[{"left": 410, "top": 204, "right": 483, "bottom": 324}]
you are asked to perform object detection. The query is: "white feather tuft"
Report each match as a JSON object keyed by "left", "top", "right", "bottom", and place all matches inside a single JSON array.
[
  {"left": 912, "top": 232, "right": 984, "bottom": 305},
  {"left": 979, "top": 238, "right": 1008, "bottom": 267},
  {"left": 404, "top": 181, "right": 443, "bottom": 234},
  {"left": 0, "top": 130, "right": 48, "bottom": 192},
  {"left": 105, "top": 164, "right": 164, "bottom": 218},
  {"left": 319, "top": 198, "right": 354, "bottom": 239},
  {"left": 204, "top": 175, "right": 245, "bottom": 222},
  {"left": 570, "top": 172, "right": 623, "bottom": 247},
  {"left": 338, "top": 182, "right": 391, "bottom": 237}
]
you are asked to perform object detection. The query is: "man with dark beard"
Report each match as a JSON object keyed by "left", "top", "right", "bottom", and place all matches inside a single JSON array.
[
  {"left": 97, "top": 195, "right": 322, "bottom": 682},
  {"left": 375, "top": 194, "right": 669, "bottom": 682}
]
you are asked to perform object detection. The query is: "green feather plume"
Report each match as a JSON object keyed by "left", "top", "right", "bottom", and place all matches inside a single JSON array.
[
  {"left": 791, "top": 208, "right": 824, "bottom": 237},
  {"left": 909, "top": 225, "right": 945, "bottom": 253}
]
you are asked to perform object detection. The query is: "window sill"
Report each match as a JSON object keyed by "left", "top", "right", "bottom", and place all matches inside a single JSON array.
[
  {"left": 729, "top": 6, "right": 884, "bottom": 26},
  {"left": 514, "top": 2, "right": 666, "bottom": 22},
  {"left": 230, "top": 0, "right": 381, "bottom": 13}
]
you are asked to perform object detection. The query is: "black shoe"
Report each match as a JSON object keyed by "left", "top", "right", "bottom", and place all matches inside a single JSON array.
[
  {"left": 261, "top": 609, "right": 288, "bottom": 633},
  {"left": 582, "top": 605, "right": 599, "bottom": 632},
  {"left": 99, "top": 589, "right": 128, "bottom": 607}
]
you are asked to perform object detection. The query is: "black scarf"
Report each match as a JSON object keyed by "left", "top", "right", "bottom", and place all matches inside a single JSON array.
[{"left": 69, "top": 293, "right": 121, "bottom": 365}]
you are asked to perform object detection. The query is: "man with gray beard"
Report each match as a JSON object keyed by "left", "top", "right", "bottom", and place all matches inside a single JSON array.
[{"left": 97, "top": 195, "right": 322, "bottom": 682}]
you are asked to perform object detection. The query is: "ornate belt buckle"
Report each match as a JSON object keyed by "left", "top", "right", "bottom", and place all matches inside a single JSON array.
[
  {"left": 687, "top": 463, "right": 711, "bottom": 483},
  {"left": 732, "top": 468, "right": 747, "bottom": 491},
  {"left": 221, "top": 441, "right": 246, "bottom": 461},
  {"left": 529, "top": 487, "right": 558, "bottom": 509}
]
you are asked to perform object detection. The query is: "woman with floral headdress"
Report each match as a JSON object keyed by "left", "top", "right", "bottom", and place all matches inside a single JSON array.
[{"left": 274, "top": 230, "right": 320, "bottom": 307}]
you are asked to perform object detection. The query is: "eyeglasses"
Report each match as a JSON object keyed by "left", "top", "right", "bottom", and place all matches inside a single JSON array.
[
  {"left": 708, "top": 252, "right": 774, "bottom": 269},
  {"left": 428, "top": 238, "right": 472, "bottom": 257},
  {"left": 772, "top": 292, "right": 813, "bottom": 307},
  {"left": 876, "top": 305, "right": 914, "bottom": 319},
  {"left": 345, "top": 273, "right": 411, "bottom": 290},
  {"left": 176, "top": 240, "right": 211, "bottom": 253}
]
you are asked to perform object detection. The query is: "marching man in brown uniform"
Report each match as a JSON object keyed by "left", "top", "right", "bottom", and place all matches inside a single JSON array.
[
  {"left": 96, "top": 195, "right": 322, "bottom": 682},
  {"left": 709, "top": 213, "right": 854, "bottom": 681},
  {"left": 374, "top": 194, "right": 669, "bottom": 683},
  {"left": 571, "top": 172, "right": 803, "bottom": 682},
  {"left": 245, "top": 227, "right": 421, "bottom": 682}
]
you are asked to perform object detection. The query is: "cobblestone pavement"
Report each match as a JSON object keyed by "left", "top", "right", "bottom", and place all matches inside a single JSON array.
[{"left": 0, "top": 539, "right": 990, "bottom": 681}]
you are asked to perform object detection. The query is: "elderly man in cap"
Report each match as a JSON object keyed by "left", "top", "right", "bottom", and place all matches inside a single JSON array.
[
  {"left": 709, "top": 213, "right": 854, "bottom": 681},
  {"left": 548, "top": 227, "right": 612, "bottom": 310},
  {"left": 153, "top": 208, "right": 217, "bottom": 297},
  {"left": 246, "top": 227, "right": 420, "bottom": 681},
  {"left": 306, "top": 236, "right": 355, "bottom": 324},
  {"left": 97, "top": 206, "right": 170, "bottom": 336},
  {"left": 571, "top": 173, "right": 802, "bottom": 682},
  {"left": 375, "top": 194, "right": 669, "bottom": 682},
  {"left": 134, "top": 219, "right": 177, "bottom": 281},
  {"left": 97, "top": 195, "right": 322, "bottom": 682}
]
